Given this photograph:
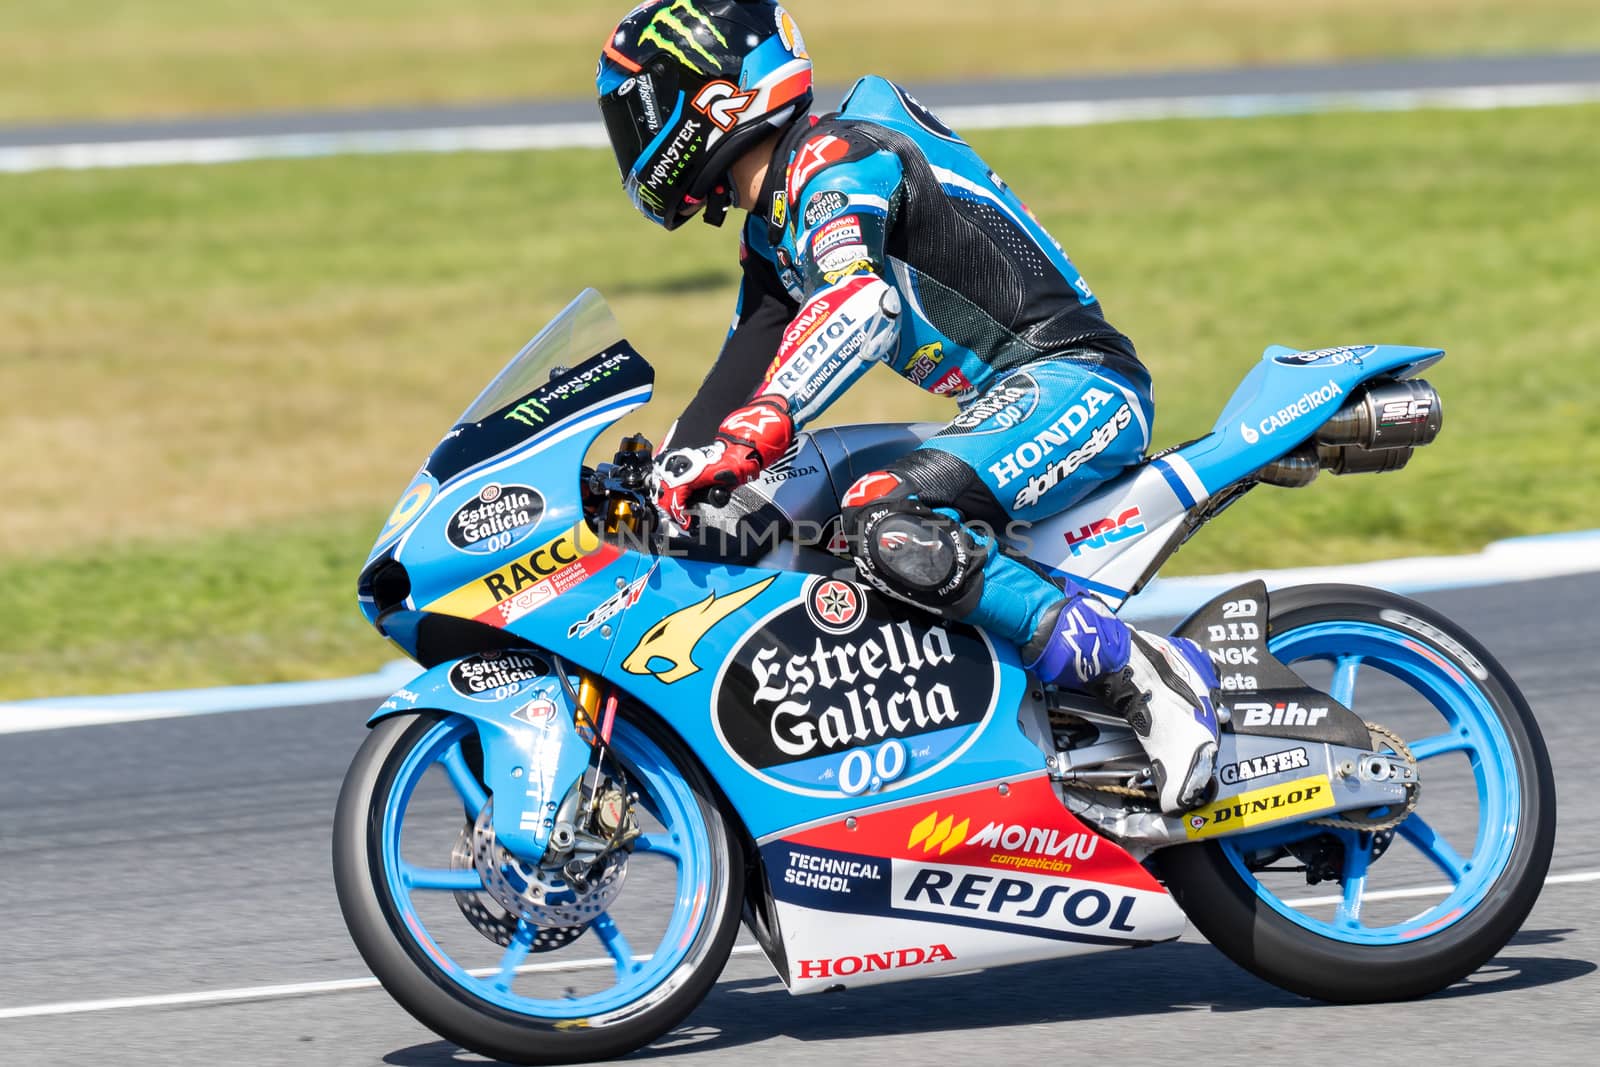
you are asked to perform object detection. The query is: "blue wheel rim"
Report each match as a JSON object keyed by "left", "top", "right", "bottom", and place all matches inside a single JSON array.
[
  {"left": 1218, "top": 621, "right": 1521, "bottom": 945},
  {"left": 378, "top": 714, "right": 713, "bottom": 1018}
]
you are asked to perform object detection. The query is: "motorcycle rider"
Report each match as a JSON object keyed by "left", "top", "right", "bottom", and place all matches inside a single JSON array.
[{"left": 596, "top": 0, "right": 1221, "bottom": 813}]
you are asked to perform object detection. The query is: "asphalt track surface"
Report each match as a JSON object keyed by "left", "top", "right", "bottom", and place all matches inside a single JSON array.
[
  {"left": 2, "top": 572, "right": 1598, "bottom": 1066},
  {"left": 3, "top": 52, "right": 1598, "bottom": 148}
]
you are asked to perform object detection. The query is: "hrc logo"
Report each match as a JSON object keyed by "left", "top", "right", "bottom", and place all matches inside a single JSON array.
[
  {"left": 907, "top": 811, "right": 970, "bottom": 855},
  {"left": 1064, "top": 507, "right": 1146, "bottom": 556}
]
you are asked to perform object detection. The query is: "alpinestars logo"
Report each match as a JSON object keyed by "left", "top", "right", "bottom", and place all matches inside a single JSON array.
[
  {"left": 1055, "top": 605, "right": 1108, "bottom": 685},
  {"left": 638, "top": 1, "right": 726, "bottom": 75},
  {"left": 723, "top": 406, "right": 784, "bottom": 437},
  {"left": 1011, "top": 405, "right": 1133, "bottom": 510}
]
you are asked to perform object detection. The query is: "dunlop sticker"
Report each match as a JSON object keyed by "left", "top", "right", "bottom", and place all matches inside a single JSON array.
[{"left": 1183, "top": 775, "right": 1335, "bottom": 840}]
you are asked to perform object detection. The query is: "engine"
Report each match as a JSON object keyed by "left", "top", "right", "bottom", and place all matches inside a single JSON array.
[{"left": 1257, "top": 378, "right": 1443, "bottom": 486}]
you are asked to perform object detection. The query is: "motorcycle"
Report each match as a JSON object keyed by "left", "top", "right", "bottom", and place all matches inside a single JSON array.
[{"left": 333, "top": 290, "right": 1555, "bottom": 1064}]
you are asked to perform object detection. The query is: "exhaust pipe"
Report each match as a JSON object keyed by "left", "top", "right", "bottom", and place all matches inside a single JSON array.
[{"left": 1258, "top": 378, "right": 1443, "bottom": 486}]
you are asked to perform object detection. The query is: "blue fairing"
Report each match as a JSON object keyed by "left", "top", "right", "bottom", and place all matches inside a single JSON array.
[
  {"left": 1174, "top": 343, "right": 1444, "bottom": 496},
  {"left": 368, "top": 659, "right": 593, "bottom": 859},
  {"left": 586, "top": 556, "right": 1040, "bottom": 840}
]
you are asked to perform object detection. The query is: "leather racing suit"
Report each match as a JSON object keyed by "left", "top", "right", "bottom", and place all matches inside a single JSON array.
[{"left": 666, "top": 75, "right": 1152, "bottom": 655}]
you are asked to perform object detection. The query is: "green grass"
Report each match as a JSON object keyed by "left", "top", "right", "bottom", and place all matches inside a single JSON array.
[
  {"left": 2, "top": 103, "right": 1597, "bottom": 698},
  {"left": 3, "top": 1, "right": 1598, "bottom": 121}
]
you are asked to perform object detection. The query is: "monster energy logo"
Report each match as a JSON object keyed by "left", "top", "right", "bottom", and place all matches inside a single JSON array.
[
  {"left": 639, "top": 0, "right": 726, "bottom": 74},
  {"left": 635, "top": 182, "right": 667, "bottom": 213}
]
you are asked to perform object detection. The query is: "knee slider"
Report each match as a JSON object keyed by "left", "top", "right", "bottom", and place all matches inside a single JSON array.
[{"left": 850, "top": 499, "right": 987, "bottom": 618}]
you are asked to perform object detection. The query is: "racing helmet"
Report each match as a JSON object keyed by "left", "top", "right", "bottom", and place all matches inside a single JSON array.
[{"left": 597, "top": 1, "right": 814, "bottom": 230}]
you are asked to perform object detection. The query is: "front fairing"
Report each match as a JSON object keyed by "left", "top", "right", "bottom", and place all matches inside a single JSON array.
[{"left": 359, "top": 291, "right": 655, "bottom": 667}]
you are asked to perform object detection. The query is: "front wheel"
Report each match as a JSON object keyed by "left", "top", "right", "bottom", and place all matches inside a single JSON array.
[
  {"left": 1157, "top": 583, "right": 1556, "bottom": 1002},
  {"left": 333, "top": 708, "right": 744, "bottom": 1064}
]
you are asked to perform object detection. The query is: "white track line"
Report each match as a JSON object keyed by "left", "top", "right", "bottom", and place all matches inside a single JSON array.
[
  {"left": 0, "top": 944, "right": 768, "bottom": 1021},
  {"left": 4, "top": 870, "right": 1596, "bottom": 1021},
  {"left": 3, "top": 83, "right": 1598, "bottom": 175},
  {"left": 1285, "top": 868, "right": 1600, "bottom": 908}
]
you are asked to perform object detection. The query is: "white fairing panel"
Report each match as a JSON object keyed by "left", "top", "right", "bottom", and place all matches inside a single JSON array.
[
  {"left": 1019, "top": 457, "right": 1209, "bottom": 608},
  {"left": 760, "top": 777, "right": 1189, "bottom": 994}
]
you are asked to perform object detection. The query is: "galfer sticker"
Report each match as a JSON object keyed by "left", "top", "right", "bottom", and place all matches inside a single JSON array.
[
  {"left": 712, "top": 588, "right": 998, "bottom": 797},
  {"left": 446, "top": 484, "right": 545, "bottom": 555}
]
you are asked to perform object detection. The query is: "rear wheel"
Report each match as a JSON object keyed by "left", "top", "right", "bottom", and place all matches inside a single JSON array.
[
  {"left": 333, "top": 709, "right": 743, "bottom": 1064},
  {"left": 1157, "top": 584, "right": 1555, "bottom": 1001}
]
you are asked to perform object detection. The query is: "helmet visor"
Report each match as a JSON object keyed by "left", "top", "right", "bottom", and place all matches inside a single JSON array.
[{"left": 598, "top": 71, "right": 675, "bottom": 179}]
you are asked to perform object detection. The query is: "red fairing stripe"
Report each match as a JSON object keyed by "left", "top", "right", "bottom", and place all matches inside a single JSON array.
[{"left": 781, "top": 776, "right": 1168, "bottom": 892}]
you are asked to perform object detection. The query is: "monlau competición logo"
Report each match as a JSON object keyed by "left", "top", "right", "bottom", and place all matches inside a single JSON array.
[{"left": 1240, "top": 380, "right": 1344, "bottom": 444}]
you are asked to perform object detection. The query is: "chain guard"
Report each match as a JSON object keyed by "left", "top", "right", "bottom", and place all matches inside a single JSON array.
[{"left": 1307, "top": 721, "right": 1420, "bottom": 832}]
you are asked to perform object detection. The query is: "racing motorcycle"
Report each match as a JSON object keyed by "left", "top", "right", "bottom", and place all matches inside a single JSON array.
[{"left": 334, "top": 290, "right": 1555, "bottom": 1064}]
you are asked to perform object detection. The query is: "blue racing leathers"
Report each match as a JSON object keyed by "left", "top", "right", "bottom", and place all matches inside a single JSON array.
[{"left": 666, "top": 75, "right": 1153, "bottom": 653}]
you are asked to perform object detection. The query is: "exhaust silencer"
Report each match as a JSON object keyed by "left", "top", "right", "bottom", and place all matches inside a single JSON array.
[
  {"left": 1315, "top": 378, "right": 1443, "bottom": 450},
  {"left": 1258, "top": 378, "right": 1443, "bottom": 485}
]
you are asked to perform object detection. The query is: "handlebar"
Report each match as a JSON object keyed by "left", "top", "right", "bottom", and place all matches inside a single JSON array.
[{"left": 590, "top": 435, "right": 738, "bottom": 537}]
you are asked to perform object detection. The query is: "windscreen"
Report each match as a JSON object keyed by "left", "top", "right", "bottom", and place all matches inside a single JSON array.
[
  {"left": 421, "top": 290, "right": 652, "bottom": 486},
  {"left": 459, "top": 289, "right": 626, "bottom": 424}
]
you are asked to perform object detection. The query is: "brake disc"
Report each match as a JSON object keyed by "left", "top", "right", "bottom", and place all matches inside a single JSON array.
[
  {"left": 449, "top": 823, "right": 585, "bottom": 951},
  {"left": 468, "top": 801, "right": 630, "bottom": 928}
]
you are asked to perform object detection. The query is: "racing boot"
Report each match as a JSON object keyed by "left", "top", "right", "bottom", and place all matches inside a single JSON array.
[{"left": 1024, "top": 595, "right": 1221, "bottom": 814}]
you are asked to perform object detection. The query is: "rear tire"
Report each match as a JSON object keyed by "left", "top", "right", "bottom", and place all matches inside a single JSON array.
[{"left": 1156, "top": 584, "right": 1555, "bottom": 1002}]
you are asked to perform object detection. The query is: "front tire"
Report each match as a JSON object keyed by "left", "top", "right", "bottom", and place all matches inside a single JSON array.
[
  {"left": 333, "top": 710, "right": 744, "bottom": 1064},
  {"left": 1156, "top": 583, "right": 1556, "bottom": 1002}
]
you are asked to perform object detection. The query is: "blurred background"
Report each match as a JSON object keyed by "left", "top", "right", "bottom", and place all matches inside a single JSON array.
[{"left": 3, "top": 1, "right": 1597, "bottom": 699}]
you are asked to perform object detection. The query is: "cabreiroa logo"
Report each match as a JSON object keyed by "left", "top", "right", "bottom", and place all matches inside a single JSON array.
[{"left": 713, "top": 594, "right": 998, "bottom": 796}]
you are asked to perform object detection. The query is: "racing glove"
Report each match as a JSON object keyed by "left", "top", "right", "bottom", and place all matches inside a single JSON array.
[{"left": 653, "top": 395, "right": 794, "bottom": 533}]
